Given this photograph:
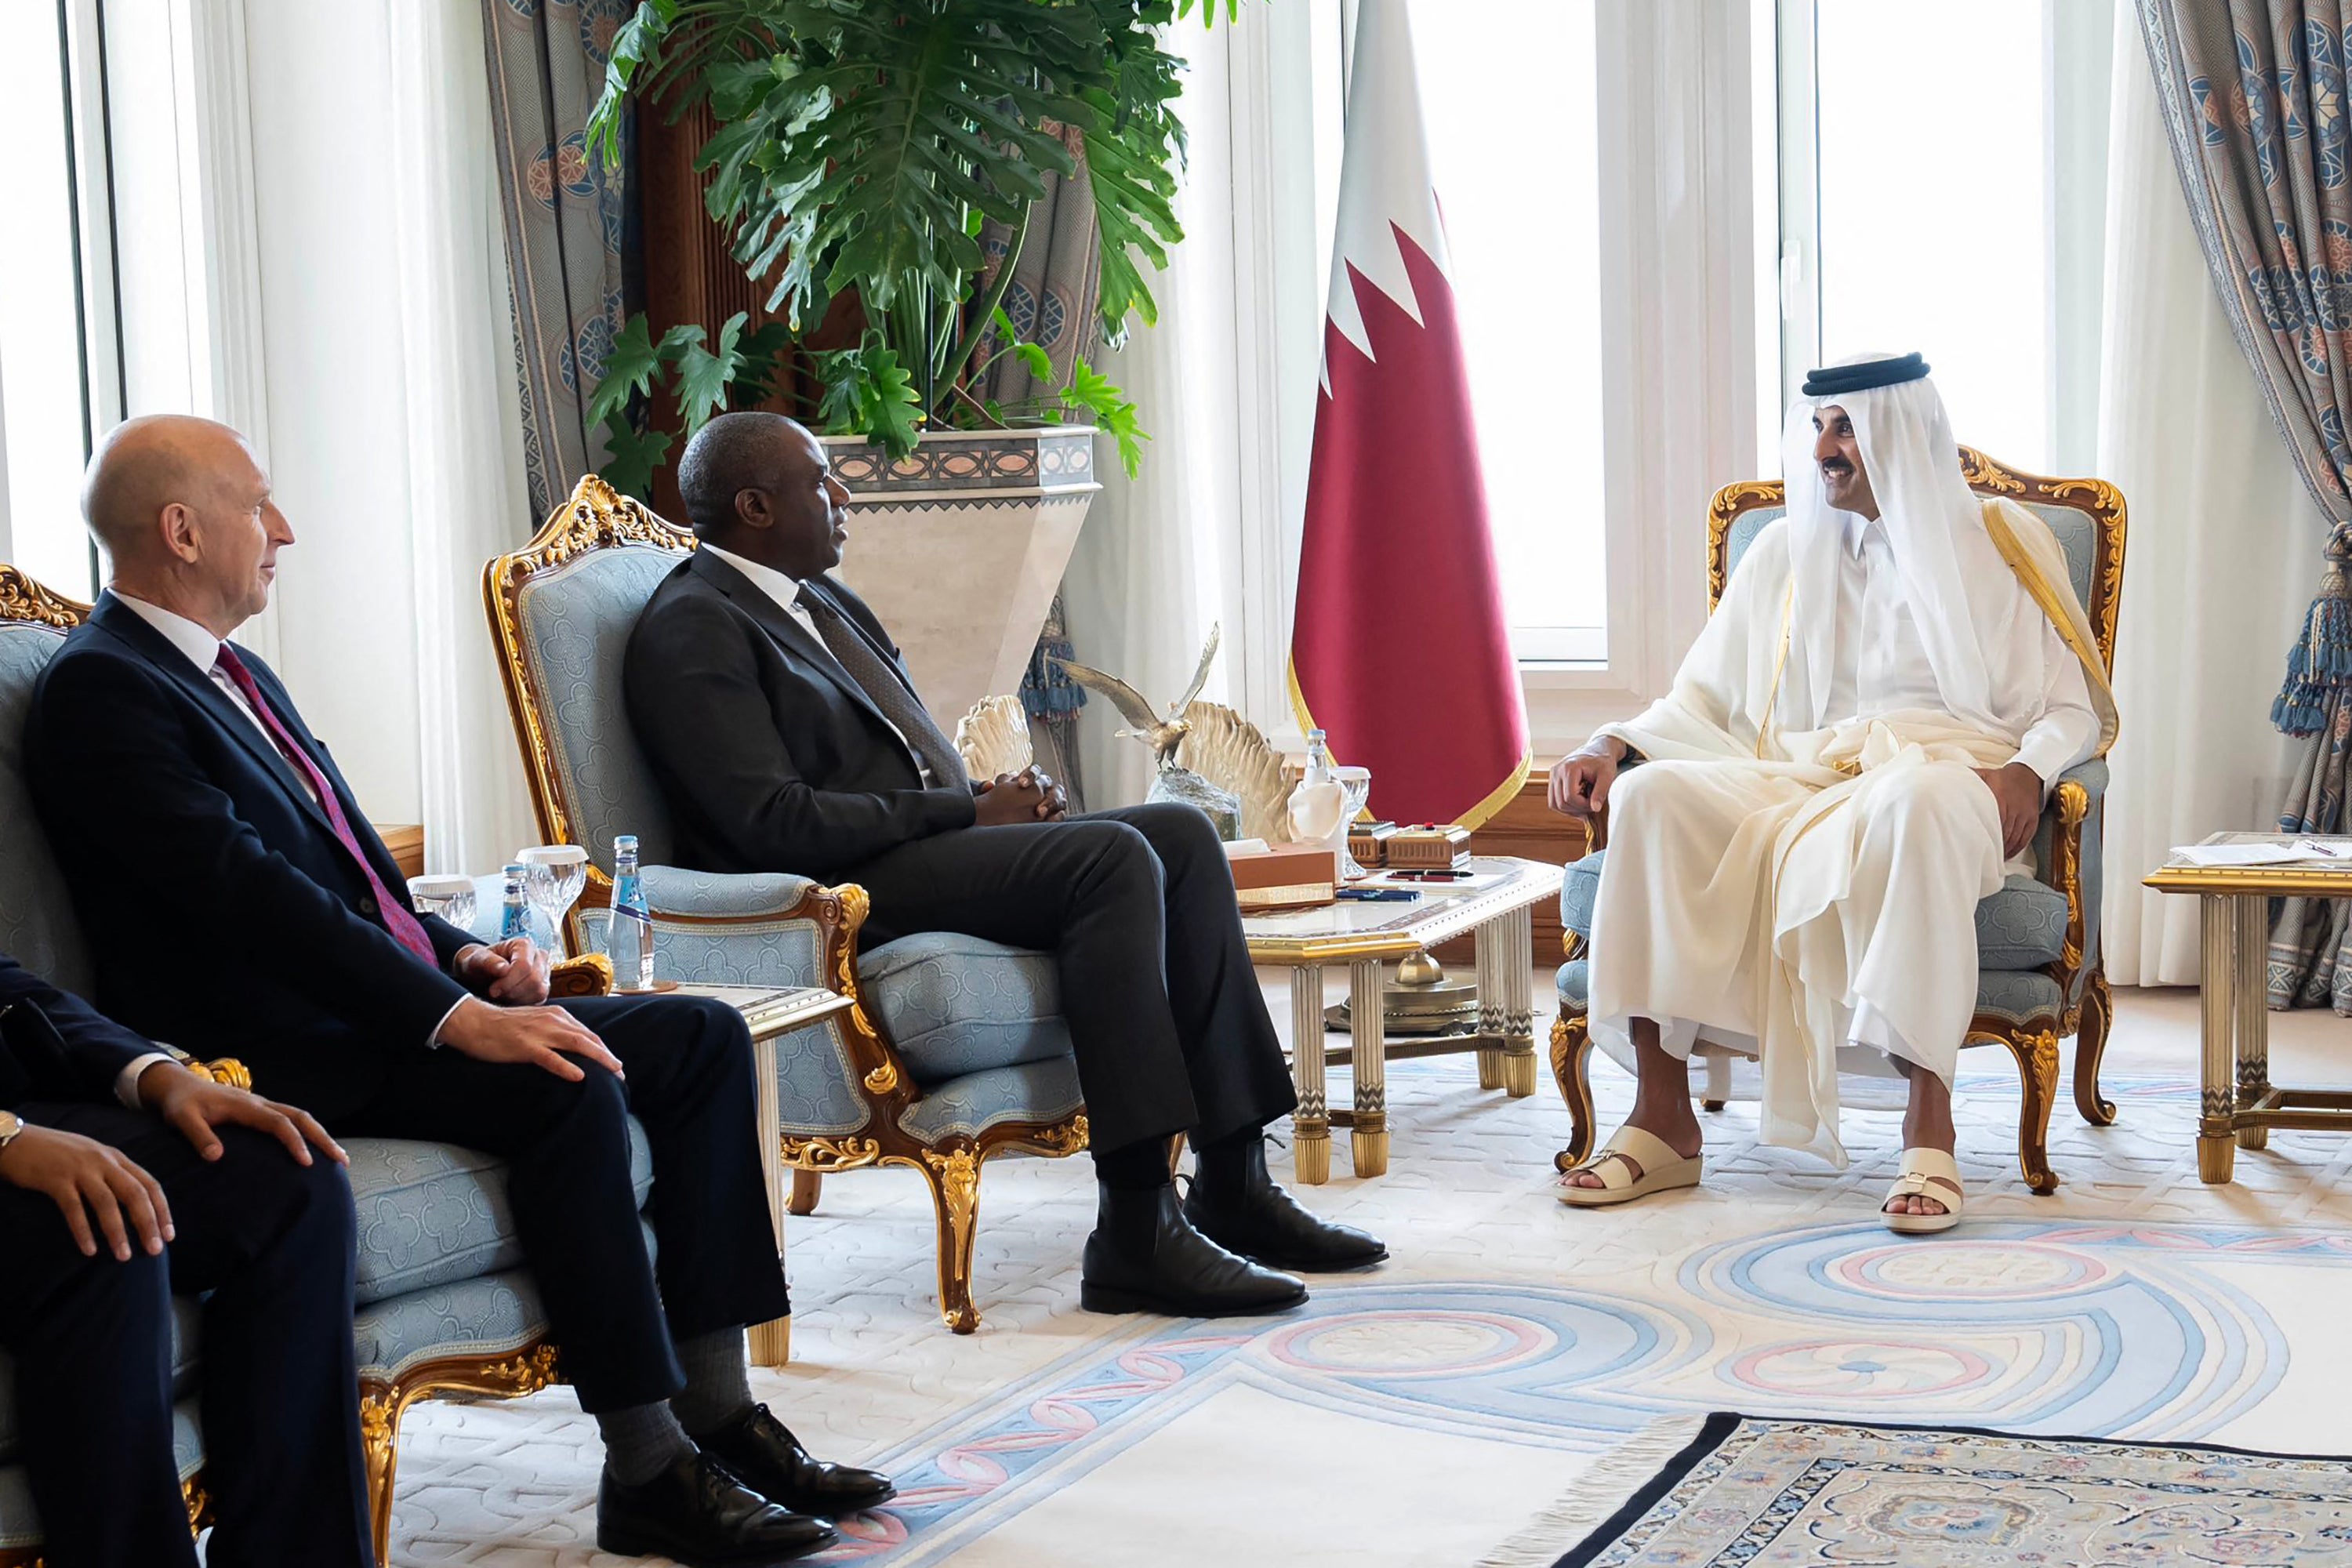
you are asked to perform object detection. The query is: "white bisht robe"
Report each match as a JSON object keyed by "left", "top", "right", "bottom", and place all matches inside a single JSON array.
[{"left": 1586, "top": 423, "right": 2118, "bottom": 1167}]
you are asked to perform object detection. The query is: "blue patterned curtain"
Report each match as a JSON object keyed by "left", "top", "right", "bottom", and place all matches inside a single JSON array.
[
  {"left": 481, "top": 0, "right": 638, "bottom": 523},
  {"left": 2140, "top": 1, "right": 2352, "bottom": 1006}
]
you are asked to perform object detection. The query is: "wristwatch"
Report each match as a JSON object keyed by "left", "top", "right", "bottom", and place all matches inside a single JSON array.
[{"left": 0, "top": 1109, "right": 24, "bottom": 1160}]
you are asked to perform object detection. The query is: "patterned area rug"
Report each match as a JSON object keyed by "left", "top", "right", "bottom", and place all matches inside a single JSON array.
[
  {"left": 1493, "top": 1413, "right": 2352, "bottom": 1568},
  {"left": 378, "top": 1001, "right": 2352, "bottom": 1566}
]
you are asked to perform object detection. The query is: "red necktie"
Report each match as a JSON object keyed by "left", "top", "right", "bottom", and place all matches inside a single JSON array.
[{"left": 213, "top": 645, "right": 439, "bottom": 965}]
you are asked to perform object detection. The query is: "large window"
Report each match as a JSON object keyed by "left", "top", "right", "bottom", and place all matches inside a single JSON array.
[
  {"left": 0, "top": 2, "right": 112, "bottom": 600},
  {"left": 1409, "top": 0, "right": 1606, "bottom": 662}
]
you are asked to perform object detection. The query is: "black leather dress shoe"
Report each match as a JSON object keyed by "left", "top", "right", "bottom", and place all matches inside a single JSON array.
[
  {"left": 1080, "top": 1181, "right": 1309, "bottom": 1316},
  {"left": 1185, "top": 1136, "right": 1388, "bottom": 1272},
  {"left": 698, "top": 1403, "right": 898, "bottom": 1517},
  {"left": 597, "top": 1449, "right": 837, "bottom": 1564}
]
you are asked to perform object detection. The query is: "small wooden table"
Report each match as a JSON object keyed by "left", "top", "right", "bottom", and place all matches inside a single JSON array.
[
  {"left": 662, "top": 983, "right": 856, "bottom": 1363},
  {"left": 1242, "top": 856, "right": 1564, "bottom": 1182},
  {"left": 2145, "top": 833, "right": 2352, "bottom": 1182}
]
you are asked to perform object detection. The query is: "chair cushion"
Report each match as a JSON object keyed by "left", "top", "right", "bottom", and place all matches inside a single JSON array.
[
  {"left": 0, "top": 622, "right": 95, "bottom": 997},
  {"left": 896, "top": 1056, "right": 1086, "bottom": 1143},
  {"left": 1560, "top": 851, "right": 2067, "bottom": 969},
  {"left": 1721, "top": 499, "right": 2099, "bottom": 616},
  {"left": 513, "top": 544, "right": 688, "bottom": 877},
  {"left": 347, "top": 1120, "right": 652, "bottom": 1307},
  {"left": 354, "top": 1265, "right": 553, "bottom": 1387},
  {"left": 1554, "top": 958, "right": 2065, "bottom": 1032},
  {"left": 0, "top": 1296, "right": 200, "bottom": 1468},
  {"left": 858, "top": 932, "right": 1073, "bottom": 1087},
  {"left": 0, "top": 1399, "right": 202, "bottom": 1551}
]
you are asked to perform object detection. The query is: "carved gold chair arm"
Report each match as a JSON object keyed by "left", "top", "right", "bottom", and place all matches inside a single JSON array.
[
  {"left": 2037, "top": 779, "right": 2092, "bottom": 1000},
  {"left": 187, "top": 1055, "right": 252, "bottom": 1092},
  {"left": 550, "top": 952, "right": 615, "bottom": 998}
]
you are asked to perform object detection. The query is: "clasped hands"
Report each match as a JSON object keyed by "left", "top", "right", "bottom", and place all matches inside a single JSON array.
[{"left": 973, "top": 764, "right": 1068, "bottom": 827}]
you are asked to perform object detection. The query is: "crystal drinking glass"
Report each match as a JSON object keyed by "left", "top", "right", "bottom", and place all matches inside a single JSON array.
[
  {"left": 1331, "top": 766, "right": 1374, "bottom": 878},
  {"left": 518, "top": 844, "right": 590, "bottom": 953},
  {"left": 406, "top": 874, "right": 478, "bottom": 934}
]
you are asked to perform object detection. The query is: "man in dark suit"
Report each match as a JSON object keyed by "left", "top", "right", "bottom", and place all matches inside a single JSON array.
[
  {"left": 0, "top": 947, "right": 366, "bottom": 1566},
  {"left": 30, "top": 416, "right": 890, "bottom": 1566},
  {"left": 624, "top": 412, "right": 1386, "bottom": 1318}
]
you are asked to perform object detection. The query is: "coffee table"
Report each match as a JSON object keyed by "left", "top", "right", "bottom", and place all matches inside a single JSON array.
[
  {"left": 2145, "top": 833, "right": 2352, "bottom": 1183},
  {"left": 1243, "top": 856, "right": 1565, "bottom": 1182},
  {"left": 666, "top": 982, "right": 856, "bottom": 1363}
]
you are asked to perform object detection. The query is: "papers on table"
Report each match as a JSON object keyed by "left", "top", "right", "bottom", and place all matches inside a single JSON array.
[{"left": 2169, "top": 838, "right": 2352, "bottom": 868}]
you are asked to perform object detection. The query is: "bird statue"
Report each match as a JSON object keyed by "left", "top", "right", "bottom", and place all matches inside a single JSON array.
[
  {"left": 1050, "top": 625, "right": 1243, "bottom": 837},
  {"left": 1050, "top": 623, "right": 1222, "bottom": 775}
]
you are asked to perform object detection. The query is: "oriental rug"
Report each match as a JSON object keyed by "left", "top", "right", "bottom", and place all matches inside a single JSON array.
[{"left": 1492, "top": 1412, "right": 2352, "bottom": 1568}]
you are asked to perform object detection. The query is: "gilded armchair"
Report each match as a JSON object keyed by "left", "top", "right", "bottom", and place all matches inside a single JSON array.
[
  {"left": 0, "top": 568, "right": 626, "bottom": 1567},
  {"left": 1548, "top": 448, "right": 2125, "bottom": 1193},
  {"left": 484, "top": 474, "right": 1090, "bottom": 1338}
]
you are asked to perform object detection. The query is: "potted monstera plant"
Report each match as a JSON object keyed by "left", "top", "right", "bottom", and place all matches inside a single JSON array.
[{"left": 584, "top": 0, "right": 1255, "bottom": 721}]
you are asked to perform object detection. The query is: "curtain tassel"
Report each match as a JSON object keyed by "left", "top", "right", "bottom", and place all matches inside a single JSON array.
[{"left": 2274, "top": 524, "right": 2352, "bottom": 736}]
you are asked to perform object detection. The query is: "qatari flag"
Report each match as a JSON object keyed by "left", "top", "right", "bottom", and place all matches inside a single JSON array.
[{"left": 1288, "top": 0, "right": 1529, "bottom": 829}]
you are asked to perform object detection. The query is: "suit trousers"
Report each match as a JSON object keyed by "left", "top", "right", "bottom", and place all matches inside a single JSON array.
[
  {"left": 0, "top": 1106, "right": 371, "bottom": 1568},
  {"left": 333, "top": 994, "right": 790, "bottom": 1413},
  {"left": 847, "top": 801, "right": 1298, "bottom": 1153}
]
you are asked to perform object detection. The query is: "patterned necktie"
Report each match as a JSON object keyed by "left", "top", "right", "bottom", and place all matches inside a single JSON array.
[
  {"left": 794, "top": 587, "right": 969, "bottom": 789},
  {"left": 213, "top": 645, "right": 439, "bottom": 964}
]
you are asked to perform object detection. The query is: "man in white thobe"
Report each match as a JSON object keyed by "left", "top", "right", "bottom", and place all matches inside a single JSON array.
[{"left": 1548, "top": 353, "right": 2116, "bottom": 1231}]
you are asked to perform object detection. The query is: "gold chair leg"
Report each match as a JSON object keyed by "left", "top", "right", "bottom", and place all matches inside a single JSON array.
[
  {"left": 2003, "top": 1028, "right": 2062, "bottom": 1195},
  {"left": 2072, "top": 967, "right": 2117, "bottom": 1127},
  {"left": 917, "top": 1148, "right": 984, "bottom": 1334},
  {"left": 360, "top": 1386, "right": 403, "bottom": 1566},
  {"left": 789, "top": 1169, "right": 822, "bottom": 1216},
  {"left": 1549, "top": 1008, "right": 1596, "bottom": 1173}
]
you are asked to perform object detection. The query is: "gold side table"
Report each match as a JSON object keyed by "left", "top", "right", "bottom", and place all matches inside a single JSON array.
[
  {"left": 2146, "top": 833, "right": 2352, "bottom": 1183},
  {"left": 1243, "top": 857, "right": 1564, "bottom": 1182},
  {"left": 667, "top": 983, "right": 857, "bottom": 1363}
]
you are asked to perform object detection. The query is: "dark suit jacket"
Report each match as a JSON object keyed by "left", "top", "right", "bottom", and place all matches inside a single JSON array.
[
  {"left": 27, "top": 593, "right": 481, "bottom": 1120},
  {"left": 0, "top": 950, "right": 153, "bottom": 1110},
  {"left": 623, "top": 550, "right": 978, "bottom": 878}
]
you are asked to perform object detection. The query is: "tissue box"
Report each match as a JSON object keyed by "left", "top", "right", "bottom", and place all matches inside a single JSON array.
[{"left": 1225, "top": 843, "right": 1338, "bottom": 909}]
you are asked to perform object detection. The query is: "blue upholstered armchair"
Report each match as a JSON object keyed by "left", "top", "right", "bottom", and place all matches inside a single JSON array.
[
  {"left": 484, "top": 474, "right": 1088, "bottom": 1337},
  {"left": 0, "top": 568, "right": 630, "bottom": 1567},
  {"left": 1549, "top": 448, "right": 2125, "bottom": 1194}
]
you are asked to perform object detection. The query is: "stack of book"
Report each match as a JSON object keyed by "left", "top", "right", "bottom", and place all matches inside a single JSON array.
[{"left": 1223, "top": 840, "right": 1340, "bottom": 909}]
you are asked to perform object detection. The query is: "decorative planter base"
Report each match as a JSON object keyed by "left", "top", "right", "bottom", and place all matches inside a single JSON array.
[{"left": 824, "top": 426, "right": 1101, "bottom": 724}]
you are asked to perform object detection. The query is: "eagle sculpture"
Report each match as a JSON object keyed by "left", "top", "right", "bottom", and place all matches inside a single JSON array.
[{"left": 1049, "top": 623, "right": 1222, "bottom": 774}]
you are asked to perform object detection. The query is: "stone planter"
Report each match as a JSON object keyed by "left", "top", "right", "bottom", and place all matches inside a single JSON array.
[{"left": 822, "top": 425, "right": 1101, "bottom": 724}]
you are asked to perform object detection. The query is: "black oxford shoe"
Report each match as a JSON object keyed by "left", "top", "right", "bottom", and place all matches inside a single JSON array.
[
  {"left": 597, "top": 1449, "right": 837, "bottom": 1564},
  {"left": 1184, "top": 1136, "right": 1388, "bottom": 1272},
  {"left": 698, "top": 1403, "right": 898, "bottom": 1517},
  {"left": 1080, "top": 1181, "right": 1309, "bottom": 1316}
]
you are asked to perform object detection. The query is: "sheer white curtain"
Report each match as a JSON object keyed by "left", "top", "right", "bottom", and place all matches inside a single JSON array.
[
  {"left": 383, "top": 0, "right": 540, "bottom": 873},
  {"left": 2096, "top": 9, "right": 2311, "bottom": 986},
  {"left": 1061, "top": 27, "right": 1239, "bottom": 810}
]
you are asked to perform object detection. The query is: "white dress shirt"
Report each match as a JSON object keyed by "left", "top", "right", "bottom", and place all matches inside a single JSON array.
[
  {"left": 700, "top": 543, "right": 933, "bottom": 784},
  {"left": 108, "top": 590, "right": 478, "bottom": 1087},
  {"left": 1820, "top": 515, "right": 2098, "bottom": 792}
]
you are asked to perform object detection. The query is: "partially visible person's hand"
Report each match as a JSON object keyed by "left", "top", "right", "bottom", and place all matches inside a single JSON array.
[
  {"left": 1014, "top": 765, "right": 1069, "bottom": 821},
  {"left": 456, "top": 937, "right": 553, "bottom": 1005},
  {"left": 140, "top": 1064, "right": 346, "bottom": 1167},
  {"left": 438, "top": 997, "right": 623, "bottom": 1082},
  {"left": 1973, "top": 761, "right": 2043, "bottom": 859},
  {"left": 1548, "top": 740, "right": 1628, "bottom": 819},
  {"left": 975, "top": 773, "right": 1050, "bottom": 827},
  {"left": 0, "top": 1123, "right": 172, "bottom": 1260}
]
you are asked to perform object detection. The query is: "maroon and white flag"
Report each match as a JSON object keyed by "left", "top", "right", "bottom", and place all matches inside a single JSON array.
[{"left": 1288, "top": 0, "right": 1529, "bottom": 829}]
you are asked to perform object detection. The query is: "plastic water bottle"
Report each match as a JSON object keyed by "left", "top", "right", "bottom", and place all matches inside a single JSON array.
[
  {"left": 609, "top": 835, "right": 655, "bottom": 993},
  {"left": 1288, "top": 729, "right": 1345, "bottom": 842},
  {"left": 498, "top": 864, "right": 531, "bottom": 945}
]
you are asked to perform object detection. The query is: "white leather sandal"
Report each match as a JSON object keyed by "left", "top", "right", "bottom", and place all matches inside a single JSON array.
[
  {"left": 1557, "top": 1125, "right": 1703, "bottom": 1208},
  {"left": 1882, "top": 1147, "right": 1965, "bottom": 1234}
]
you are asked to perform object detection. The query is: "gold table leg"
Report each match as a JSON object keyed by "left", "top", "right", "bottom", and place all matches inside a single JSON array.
[
  {"left": 2198, "top": 894, "right": 2238, "bottom": 1184},
  {"left": 1290, "top": 964, "right": 1330, "bottom": 1185},
  {"left": 748, "top": 1032, "right": 793, "bottom": 1366},
  {"left": 1348, "top": 956, "right": 1390, "bottom": 1176},
  {"left": 2235, "top": 893, "right": 2271, "bottom": 1151}
]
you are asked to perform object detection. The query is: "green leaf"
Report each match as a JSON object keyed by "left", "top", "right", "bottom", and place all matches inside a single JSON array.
[
  {"left": 1059, "top": 355, "right": 1146, "bottom": 477},
  {"left": 586, "top": 314, "right": 666, "bottom": 429},
  {"left": 673, "top": 312, "right": 750, "bottom": 435},
  {"left": 811, "top": 342, "right": 924, "bottom": 459},
  {"left": 597, "top": 412, "right": 675, "bottom": 502},
  {"left": 1013, "top": 340, "right": 1054, "bottom": 381},
  {"left": 728, "top": 318, "right": 799, "bottom": 406}
]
